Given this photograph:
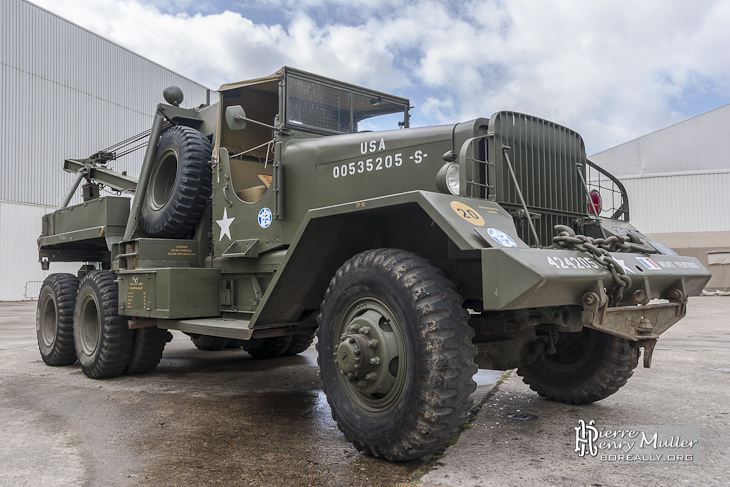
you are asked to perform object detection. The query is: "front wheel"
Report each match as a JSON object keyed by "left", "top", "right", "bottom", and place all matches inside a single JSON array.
[
  {"left": 517, "top": 327, "right": 635, "bottom": 404},
  {"left": 317, "top": 249, "right": 477, "bottom": 461}
]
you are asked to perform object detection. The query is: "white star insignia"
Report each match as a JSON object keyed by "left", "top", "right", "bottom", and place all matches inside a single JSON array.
[{"left": 216, "top": 207, "right": 235, "bottom": 242}]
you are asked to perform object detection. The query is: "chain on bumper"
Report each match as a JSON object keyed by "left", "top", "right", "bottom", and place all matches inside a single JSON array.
[{"left": 551, "top": 225, "right": 657, "bottom": 304}]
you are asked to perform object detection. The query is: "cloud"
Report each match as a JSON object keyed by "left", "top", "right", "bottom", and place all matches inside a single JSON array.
[{"left": 30, "top": 0, "right": 730, "bottom": 153}]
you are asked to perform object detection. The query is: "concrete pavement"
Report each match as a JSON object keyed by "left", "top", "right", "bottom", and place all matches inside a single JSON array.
[
  {"left": 1, "top": 297, "right": 727, "bottom": 486},
  {"left": 418, "top": 296, "right": 730, "bottom": 487}
]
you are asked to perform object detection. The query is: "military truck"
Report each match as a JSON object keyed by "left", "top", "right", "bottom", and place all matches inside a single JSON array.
[{"left": 36, "top": 67, "right": 711, "bottom": 461}]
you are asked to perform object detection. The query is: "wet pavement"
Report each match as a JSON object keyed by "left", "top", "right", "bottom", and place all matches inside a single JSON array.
[
  {"left": 419, "top": 296, "right": 730, "bottom": 487},
  {"left": 4, "top": 297, "right": 726, "bottom": 487},
  {"left": 0, "top": 301, "right": 501, "bottom": 487}
]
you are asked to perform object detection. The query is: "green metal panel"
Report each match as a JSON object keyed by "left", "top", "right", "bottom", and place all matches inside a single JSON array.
[
  {"left": 40, "top": 196, "right": 130, "bottom": 238},
  {"left": 118, "top": 268, "right": 220, "bottom": 319},
  {"left": 117, "top": 238, "right": 204, "bottom": 269},
  {"left": 482, "top": 247, "right": 711, "bottom": 310},
  {"left": 248, "top": 190, "right": 524, "bottom": 328}
]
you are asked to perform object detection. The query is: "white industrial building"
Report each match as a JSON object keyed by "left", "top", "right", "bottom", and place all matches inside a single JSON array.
[
  {"left": 0, "top": 0, "right": 211, "bottom": 300},
  {"left": 2, "top": 0, "right": 727, "bottom": 300},
  {"left": 591, "top": 106, "right": 730, "bottom": 291}
]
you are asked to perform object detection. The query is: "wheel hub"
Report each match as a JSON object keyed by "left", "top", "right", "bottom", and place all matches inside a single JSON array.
[{"left": 335, "top": 309, "right": 399, "bottom": 398}]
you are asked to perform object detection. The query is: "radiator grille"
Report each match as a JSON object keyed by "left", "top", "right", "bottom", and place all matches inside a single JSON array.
[{"left": 487, "top": 111, "right": 588, "bottom": 246}]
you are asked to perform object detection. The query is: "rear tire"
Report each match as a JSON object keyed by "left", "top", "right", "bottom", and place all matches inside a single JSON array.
[
  {"left": 242, "top": 336, "right": 293, "bottom": 359},
  {"left": 36, "top": 273, "right": 79, "bottom": 366},
  {"left": 140, "top": 126, "right": 212, "bottom": 238},
  {"left": 517, "top": 327, "right": 635, "bottom": 404},
  {"left": 283, "top": 330, "right": 316, "bottom": 356},
  {"left": 190, "top": 334, "right": 230, "bottom": 351},
  {"left": 126, "top": 327, "right": 168, "bottom": 374},
  {"left": 73, "top": 271, "right": 134, "bottom": 379}
]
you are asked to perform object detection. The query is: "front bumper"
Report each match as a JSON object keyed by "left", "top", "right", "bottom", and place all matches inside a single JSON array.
[{"left": 481, "top": 247, "right": 710, "bottom": 311}]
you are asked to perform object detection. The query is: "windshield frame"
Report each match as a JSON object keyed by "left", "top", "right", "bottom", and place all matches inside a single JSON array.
[{"left": 282, "top": 68, "right": 410, "bottom": 135}]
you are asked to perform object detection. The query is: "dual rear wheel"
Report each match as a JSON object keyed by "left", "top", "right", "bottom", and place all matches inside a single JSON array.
[{"left": 36, "top": 270, "right": 167, "bottom": 378}]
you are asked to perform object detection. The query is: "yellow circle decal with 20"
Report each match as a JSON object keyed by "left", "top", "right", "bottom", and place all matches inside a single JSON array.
[{"left": 450, "top": 201, "right": 485, "bottom": 227}]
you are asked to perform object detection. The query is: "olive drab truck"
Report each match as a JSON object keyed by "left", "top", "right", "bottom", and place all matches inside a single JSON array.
[{"left": 36, "top": 67, "right": 711, "bottom": 461}]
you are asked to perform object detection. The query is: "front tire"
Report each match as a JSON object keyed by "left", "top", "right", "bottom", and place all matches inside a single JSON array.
[
  {"left": 36, "top": 273, "right": 79, "bottom": 366},
  {"left": 517, "top": 327, "right": 635, "bottom": 404},
  {"left": 317, "top": 249, "right": 477, "bottom": 461},
  {"left": 73, "top": 271, "right": 134, "bottom": 379}
]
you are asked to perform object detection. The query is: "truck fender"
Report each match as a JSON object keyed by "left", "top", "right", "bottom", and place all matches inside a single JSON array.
[{"left": 249, "top": 190, "right": 522, "bottom": 327}]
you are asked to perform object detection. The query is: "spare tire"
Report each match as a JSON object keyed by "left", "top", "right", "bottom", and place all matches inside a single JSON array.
[{"left": 140, "top": 125, "right": 212, "bottom": 238}]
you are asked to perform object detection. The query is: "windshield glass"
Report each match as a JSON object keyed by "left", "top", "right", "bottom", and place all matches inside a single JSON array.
[{"left": 286, "top": 75, "right": 408, "bottom": 134}]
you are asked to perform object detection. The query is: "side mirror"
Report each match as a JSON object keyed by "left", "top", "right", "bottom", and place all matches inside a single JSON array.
[{"left": 225, "top": 105, "right": 248, "bottom": 131}]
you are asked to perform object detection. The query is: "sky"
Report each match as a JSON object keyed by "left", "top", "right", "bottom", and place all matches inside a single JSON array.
[{"left": 30, "top": 0, "right": 730, "bottom": 155}]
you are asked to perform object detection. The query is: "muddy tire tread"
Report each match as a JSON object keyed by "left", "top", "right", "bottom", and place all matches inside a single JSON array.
[
  {"left": 317, "top": 249, "right": 477, "bottom": 461},
  {"left": 517, "top": 329, "right": 635, "bottom": 405}
]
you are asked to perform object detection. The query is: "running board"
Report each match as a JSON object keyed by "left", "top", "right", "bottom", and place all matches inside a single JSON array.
[{"left": 161, "top": 316, "right": 254, "bottom": 340}]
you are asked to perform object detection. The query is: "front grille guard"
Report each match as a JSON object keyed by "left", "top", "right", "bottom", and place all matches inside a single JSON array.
[
  {"left": 457, "top": 112, "right": 629, "bottom": 247},
  {"left": 585, "top": 159, "right": 630, "bottom": 221}
]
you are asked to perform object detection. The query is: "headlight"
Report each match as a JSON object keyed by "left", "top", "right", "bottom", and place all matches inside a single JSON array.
[{"left": 436, "top": 162, "right": 460, "bottom": 195}]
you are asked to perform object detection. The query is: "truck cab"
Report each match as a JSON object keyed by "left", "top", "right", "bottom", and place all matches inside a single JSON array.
[{"left": 36, "top": 67, "right": 711, "bottom": 462}]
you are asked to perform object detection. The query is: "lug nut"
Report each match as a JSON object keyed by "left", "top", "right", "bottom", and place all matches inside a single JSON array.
[
  {"left": 360, "top": 327, "right": 370, "bottom": 335},
  {"left": 354, "top": 349, "right": 361, "bottom": 355},
  {"left": 365, "top": 372, "right": 377, "bottom": 381},
  {"left": 369, "top": 357, "right": 381, "bottom": 365},
  {"left": 349, "top": 338, "right": 356, "bottom": 344},
  {"left": 367, "top": 339, "right": 378, "bottom": 348}
]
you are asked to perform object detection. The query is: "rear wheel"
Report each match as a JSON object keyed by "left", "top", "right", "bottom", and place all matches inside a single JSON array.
[
  {"left": 36, "top": 273, "right": 79, "bottom": 366},
  {"left": 517, "top": 327, "right": 635, "bottom": 404},
  {"left": 283, "top": 330, "right": 316, "bottom": 356},
  {"left": 242, "top": 336, "right": 293, "bottom": 359},
  {"left": 189, "top": 334, "right": 230, "bottom": 351},
  {"left": 317, "top": 249, "right": 477, "bottom": 461},
  {"left": 73, "top": 271, "right": 134, "bottom": 379},
  {"left": 126, "top": 327, "right": 168, "bottom": 374}
]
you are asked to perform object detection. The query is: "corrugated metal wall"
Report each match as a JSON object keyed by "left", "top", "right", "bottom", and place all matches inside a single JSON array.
[
  {"left": 591, "top": 104, "right": 730, "bottom": 180},
  {"left": 0, "top": 201, "right": 77, "bottom": 301},
  {"left": 1, "top": 0, "right": 211, "bottom": 207},
  {"left": 620, "top": 171, "right": 730, "bottom": 234},
  {"left": 0, "top": 0, "right": 212, "bottom": 300}
]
